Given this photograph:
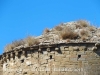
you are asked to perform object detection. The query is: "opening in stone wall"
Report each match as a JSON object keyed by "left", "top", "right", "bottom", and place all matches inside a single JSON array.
[
  {"left": 13, "top": 53, "right": 15, "bottom": 60},
  {"left": 8, "top": 54, "right": 10, "bottom": 61},
  {"left": 21, "top": 59, "right": 24, "bottom": 63},
  {"left": 50, "top": 55, "right": 52, "bottom": 59},
  {"left": 18, "top": 51, "right": 22, "bottom": 59},
  {"left": 78, "top": 55, "right": 81, "bottom": 59}
]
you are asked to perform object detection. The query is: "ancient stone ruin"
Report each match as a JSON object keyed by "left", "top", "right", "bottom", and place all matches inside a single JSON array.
[{"left": 0, "top": 20, "right": 100, "bottom": 75}]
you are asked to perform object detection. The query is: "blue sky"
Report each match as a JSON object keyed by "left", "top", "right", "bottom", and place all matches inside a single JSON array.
[{"left": 0, "top": 0, "right": 100, "bottom": 54}]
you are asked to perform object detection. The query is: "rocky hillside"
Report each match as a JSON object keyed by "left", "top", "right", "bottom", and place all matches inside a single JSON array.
[{"left": 4, "top": 20, "right": 100, "bottom": 52}]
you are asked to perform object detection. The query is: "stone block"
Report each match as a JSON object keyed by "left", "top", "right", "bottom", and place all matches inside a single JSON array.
[
  {"left": 69, "top": 46, "right": 73, "bottom": 51},
  {"left": 54, "top": 62, "right": 60, "bottom": 66},
  {"left": 88, "top": 60, "right": 99, "bottom": 64},
  {"left": 73, "top": 46, "right": 79, "bottom": 51},
  {"left": 48, "top": 59, "right": 54, "bottom": 63},
  {"left": 62, "top": 51, "right": 65, "bottom": 54},
  {"left": 60, "top": 46, "right": 64, "bottom": 51},
  {"left": 43, "top": 51, "right": 48, "bottom": 55},
  {"left": 70, "top": 61, "right": 78, "bottom": 65},
  {"left": 77, "top": 51, "right": 85, "bottom": 55},
  {"left": 43, "top": 56, "right": 49, "bottom": 60},
  {"left": 70, "top": 51, "right": 77, "bottom": 54},
  {"left": 85, "top": 51, "right": 92, "bottom": 55},
  {"left": 64, "top": 47, "right": 69, "bottom": 51},
  {"left": 62, "top": 58, "right": 70, "bottom": 62},
  {"left": 81, "top": 55, "right": 87, "bottom": 58},
  {"left": 50, "top": 51, "right": 55, "bottom": 54},
  {"left": 64, "top": 51, "right": 70, "bottom": 54},
  {"left": 78, "top": 58, "right": 85, "bottom": 61},
  {"left": 66, "top": 55, "right": 70, "bottom": 58},
  {"left": 70, "top": 54, "right": 77, "bottom": 58},
  {"left": 54, "top": 51, "right": 59, "bottom": 55},
  {"left": 79, "top": 46, "right": 86, "bottom": 51},
  {"left": 55, "top": 58, "right": 62, "bottom": 62},
  {"left": 33, "top": 53, "right": 38, "bottom": 58},
  {"left": 60, "top": 62, "right": 67, "bottom": 66},
  {"left": 70, "top": 57, "right": 78, "bottom": 61},
  {"left": 21, "top": 55, "right": 25, "bottom": 59},
  {"left": 87, "top": 47, "right": 93, "bottom": 51},
  {"left": 40, "top": 59, "right": 47, "bottom": 64},
  {"left": 52, "top": 72, "right": 60, "bottom": 75},
  {"left": 16, "top": 62, "right": 21, "bottom": 67},
  {"left": 60, "top": 71, "right": 66, "bottom": 75}
]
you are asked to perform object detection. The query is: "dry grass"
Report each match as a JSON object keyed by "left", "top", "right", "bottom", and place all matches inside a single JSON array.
[
  {"left": 77, "top": 20, "right": 89, "bottom": 27},
  {"left": 4, "top": 20, "right": 96, "bottom": 52},
  {"left": 60, "top": 27, "right": 78, "bottom": 40},
  {"left": 43, "top": 28, "right": 50, "bottom": 34},
  {"left": 4, "top": 44, "right": 14, "bottom": 52},
  {"left": 12, "top": 39, "right": 25, "bottom": 47},
  {"left": 81, "top": 36, "right": 87, "bottom": 41},
  {"left": 80, "top": 29, "right": 89, "bottom": 41},
  {"left": 4, "top": 36, "right": 40, "bottom": 52},
  {"left": 76, "top": 24, "right": 82, "bottom": 29},
  {"left": 24, "top": 36, "right": 40, "bottom": 46},
  {"left": 80, "top": 29, "right": 89, "bottom": 37},
  {"left": 4, "top": 40, "right": 25, "bottom": 52},
  {"left": 89, "top": 27, "right": 95, "bottom": 31},
  {"left": 54, "top": 26, "right": 63, "bottom": 31}
]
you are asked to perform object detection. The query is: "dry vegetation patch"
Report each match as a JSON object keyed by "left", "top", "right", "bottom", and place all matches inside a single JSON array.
[
  {"left": 80, "top": 29, "right": 89, "bottom": 37},
  {"left": 4, "top": 44, "right": 14, "bottom": 52},
  {"left": 76, "top": 24, "right": 82, "bottom": 29},
  {"left": 54, "top": 26, "right": 63, "bottom": 31},
  {"left": 24, "top": 36, "right": 40, "bottom": 46},
  {"left": 60, "top": 27, "right": 78, "bottom": 40},
  {"left": 4, "top": 20, "right": 99, "bottom": 52},
  {"left": 12, "top": 40, "right": 25, "bottom": 47},
  {"left": 43, "top": 28, "right": 50, "bottom": 34},
  {"left": 77, "top": 20, "right": 89, "bottom": 27},
  {"left": 89, "top": 27, "right": 95, "bottom": 31}
]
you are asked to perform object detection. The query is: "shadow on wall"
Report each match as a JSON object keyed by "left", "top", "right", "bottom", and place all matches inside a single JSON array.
[{"left": 94, "top": 49, "right": 100, "bottom": 56}]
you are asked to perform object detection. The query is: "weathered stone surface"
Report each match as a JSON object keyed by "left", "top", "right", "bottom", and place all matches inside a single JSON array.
[{"left": 1, "top": 43, "right": 100, "bottom": 75}]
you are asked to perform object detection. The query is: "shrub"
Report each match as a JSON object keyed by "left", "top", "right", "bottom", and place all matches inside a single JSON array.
[
  {"left": 4, "top": 39, "right": 25, "bottom": 52},
  {"left": 76, "top": 24, "right": 82, "bottom": 29},
  {"left": 80, "top": 29, "right": 89, "bottom": 37},
  {"left": 89, "top": 27, "right": 95, "bottom": 31},
  {"left": 4, "top": 44, "right": 14, "bottom": 52},
  {"left": 54, "top": 26, "right": 63, "bottom": 31},
  {"left": 43, "top": 28, "right": 50, "bottom": 34},
  {"left": 81, "top": 36, "right": 87, "bottom": 41},
  {"left": 24, "top": 36, "right": 40, "bottom": 46},
  {"left": 80, "top": 29, "right": 89, "bottom": 41},
  {"left": 77, "top": 20, "right": 89, "bottom": 27},
  {"left": 12, "top": 39, "right": 25, "bottom": 47},
  {"left": 60, "top": 27, "right": 78, "bottom": 40}
]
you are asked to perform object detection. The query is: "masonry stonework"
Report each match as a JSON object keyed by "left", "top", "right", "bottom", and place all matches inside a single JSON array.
[{"left": 0, "top": 42, "right": 100, "bottom": 75}]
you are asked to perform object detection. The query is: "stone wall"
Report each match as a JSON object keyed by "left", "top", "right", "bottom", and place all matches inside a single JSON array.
[{"left": 1, "top": 43, "right": 100, "bottom": 75}]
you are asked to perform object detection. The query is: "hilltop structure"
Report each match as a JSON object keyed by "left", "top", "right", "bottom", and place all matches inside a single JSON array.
[{"left": 0, "top": 20, "right": 100, "bottom": 75}]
